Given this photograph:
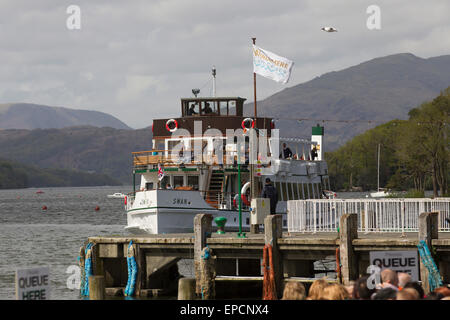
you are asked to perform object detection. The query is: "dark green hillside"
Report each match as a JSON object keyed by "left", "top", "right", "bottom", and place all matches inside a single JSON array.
[
  {"left": 326, "top": 88, "right": 449, "bottom": 197},
  {"left": 0, "top": 126, "right": 153, "bottom": 184},
  {"left": 0, "top": 158, "right": 121, "bottom": 188}
]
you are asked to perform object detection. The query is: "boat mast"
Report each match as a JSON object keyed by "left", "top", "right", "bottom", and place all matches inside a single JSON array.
[{"left": 212, "top": 66, "right": 216, "bottom": 97}]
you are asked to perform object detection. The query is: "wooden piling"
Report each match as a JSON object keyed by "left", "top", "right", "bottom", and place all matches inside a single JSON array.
[
  {"left": 178, "top": 278, "right": 196, "bottom": 300},
  {"left": 89, "top": 275, "right": 105, "bottom": 300},
  {"left": 339, "top": 213, "right": 358, "bottom": 285},
  {"left": 264, "top": 214, "right": 283, "bottom": 299},
  {"left": 135, "top": 245, "right": 146, "bottom": 296},
  {"left": 418, "top": 211, "right": 439, "bottom": 294},
  {"left": 194, "top": 214, "right": 214, "bottom": 299}
]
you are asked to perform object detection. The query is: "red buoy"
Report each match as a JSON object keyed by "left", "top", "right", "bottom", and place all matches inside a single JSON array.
[
  {"left": 42, "top": 205, "right": 47, "bottom": 210},
  {"left": 95, "top": 206, "right": 100, "bottom": 211}
]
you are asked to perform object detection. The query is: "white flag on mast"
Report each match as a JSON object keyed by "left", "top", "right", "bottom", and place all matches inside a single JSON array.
[{"left": 252, "top": 45, "right": 294, "bottom": 84}]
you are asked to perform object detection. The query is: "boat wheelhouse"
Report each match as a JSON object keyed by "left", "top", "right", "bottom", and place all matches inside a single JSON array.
[{"left": 125, "top": 96, "right": 330, "bottom": 234}]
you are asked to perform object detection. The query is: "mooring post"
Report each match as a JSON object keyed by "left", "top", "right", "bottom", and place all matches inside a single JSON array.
[
  {"left": 89, "top": 275, "right": 105, "bottom": 300},
  {"left": 178, "top": 278, "right": 196, "bottom": 300},
  {"left": 194, "top": 214, "right": 214, "bottom": 298},
  {"left": 418, "top": 211, "right": 439, "bottom": 294},
  {"left": 264, "top": 214, "right": 283, "bottom": 299},
  {"left": 135, "top": 245, "right": 146, "bottom": 297},
  {"left": 91, "top": 243, "right": 104, "bottom": 276},
  {"left": 339, "top": 213, "right": 358, "bottom": 285}
]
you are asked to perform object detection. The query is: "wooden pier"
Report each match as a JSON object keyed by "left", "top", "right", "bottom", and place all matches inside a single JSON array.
[{"left": 81, "top": 212, "right": 450, "bottom": 299}]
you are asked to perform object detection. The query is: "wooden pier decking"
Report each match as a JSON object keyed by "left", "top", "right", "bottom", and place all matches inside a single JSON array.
[{"left": 81, "top": 212, "right": 450, "bottom": 299}]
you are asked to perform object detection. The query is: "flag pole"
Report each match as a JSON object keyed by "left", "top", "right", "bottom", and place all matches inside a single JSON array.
[
  {"left": 250, "top": 37, "right": 257, "bottom": 231},
  {"left": 252, "top": 37, "right": 257, "bottom": 118}
]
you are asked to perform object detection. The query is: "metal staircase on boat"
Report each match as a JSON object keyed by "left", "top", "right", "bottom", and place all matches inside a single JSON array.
[{"left": 206, "top": 170, "right": 225, "bottom": 208}]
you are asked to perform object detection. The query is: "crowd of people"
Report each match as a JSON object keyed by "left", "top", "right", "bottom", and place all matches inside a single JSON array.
[{"left": 281, "top": 269, "right": 450, "bottom": 300}]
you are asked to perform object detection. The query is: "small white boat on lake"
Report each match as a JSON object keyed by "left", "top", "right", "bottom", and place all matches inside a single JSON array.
[
  {"left": 107, "top": 192, "right": 126, "bottom": 199},
  {"left": 370, "top": 190, "right": 391, "bottom": 198}
]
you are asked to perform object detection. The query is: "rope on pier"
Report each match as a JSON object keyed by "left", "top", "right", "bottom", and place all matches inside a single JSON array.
[
  {"left": 417, "top": 240, "right": 443, "bottom": 292},
  {"left": 81, "top": 242, "right": 94, "bottom": 297},
  {"left": 199, "top": 246, "right": 215, "bottom": 300},
  {"left": 125, "top": 240, "right": 138, "bottom": 297},
  {"left": 262, "top": 244, "right": 276, "bottom": 300}
]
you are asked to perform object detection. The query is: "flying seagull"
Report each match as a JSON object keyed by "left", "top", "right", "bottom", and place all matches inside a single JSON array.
[{"left": 321, "top": 27, "right": 338, "bottom": 32}]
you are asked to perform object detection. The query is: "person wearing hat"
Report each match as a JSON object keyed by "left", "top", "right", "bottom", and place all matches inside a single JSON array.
[{"left": 261, "top": 178, "right": 278, "bottom": 214}]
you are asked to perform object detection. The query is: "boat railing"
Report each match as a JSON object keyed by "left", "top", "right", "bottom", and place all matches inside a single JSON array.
[
  {"left": 287, "top": 198, "right": 450, "bottom": 233},
  {"left": 133, "top": 150, "right": 248, "bottom": 168},
  {"left": 132, "top": 149, "right": 324, "bottom": 169}
]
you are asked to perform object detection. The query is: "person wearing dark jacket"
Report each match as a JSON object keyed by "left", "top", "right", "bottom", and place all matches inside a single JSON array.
[
  {"left": 261, "top": 178, "right": 278, "bottom": 214},
  {"left": 280, "top": 143, "right": 293, "bottom": 159}
]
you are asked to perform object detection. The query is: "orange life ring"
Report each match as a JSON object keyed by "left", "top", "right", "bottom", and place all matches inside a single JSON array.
[
  {"left": 166, "top": 119, "right": 178, "bottom": 132},
  {"left": 241, "top": 118, "right": 255, "bottom": 130},
  {"left": 241, "top": 194, "right": 250, "bottom": 206}
]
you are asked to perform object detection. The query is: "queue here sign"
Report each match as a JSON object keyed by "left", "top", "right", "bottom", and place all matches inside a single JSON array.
[
  {"left": 15, "top": 267, "right": 51, "bottom": 300},
  {"left": 369, "top": 250, "right": 419, "bottom": 282}
]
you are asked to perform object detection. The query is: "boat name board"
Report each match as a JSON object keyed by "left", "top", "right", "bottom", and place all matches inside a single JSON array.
[{"left": 172, "top": 198, "right": 192, "bottom": 205}]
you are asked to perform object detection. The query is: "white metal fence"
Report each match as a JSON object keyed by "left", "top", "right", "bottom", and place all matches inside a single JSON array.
[{"left": 287, "top": 198, "right": 450, "bottom": 233}]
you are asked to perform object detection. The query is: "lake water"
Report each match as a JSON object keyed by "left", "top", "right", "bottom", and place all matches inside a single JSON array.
[
  {"left": 0, "top": 186, "right": 130, "bottom": 300},
  {"left": 0, "top": 186, "right": 400, "bottom": 300}
]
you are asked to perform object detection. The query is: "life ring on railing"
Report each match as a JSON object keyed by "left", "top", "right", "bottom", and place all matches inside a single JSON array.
[
  {"left": 166, "top": 119, "right": 178, "bottom": 132},
  {"left": 124, "top": 196, "right": 127, "bottom": 205},
  {"left": 232, "top": 194, "right": 250, "bottom": 207},
  {"left": 241, "top": 118, "right": 255, "bottom": 130},
  {"left": 241, "top": 194, "right": 250, "bottom": 206}
]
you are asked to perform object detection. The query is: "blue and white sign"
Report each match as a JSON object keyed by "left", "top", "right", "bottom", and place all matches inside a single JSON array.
[{"left": 252, "top": 45, "right": 294, "bottom": 84}]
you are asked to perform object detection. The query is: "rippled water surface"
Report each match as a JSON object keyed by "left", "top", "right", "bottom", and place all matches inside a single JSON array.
[{"left": 0, "top": 186, "right": 130, "bottom": 300}]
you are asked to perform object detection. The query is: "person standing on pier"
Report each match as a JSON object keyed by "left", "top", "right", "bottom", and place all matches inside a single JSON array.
[{"left": 261, "top": 178, "right": 278, "bottom": 214}]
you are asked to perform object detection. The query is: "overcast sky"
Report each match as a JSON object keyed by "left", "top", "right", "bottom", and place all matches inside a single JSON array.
[{"left": 0, "top": 0, "right": 449, "bottom": 128}]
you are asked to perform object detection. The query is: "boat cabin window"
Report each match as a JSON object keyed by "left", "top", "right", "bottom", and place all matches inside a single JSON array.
[
  {"left": 160, "top": 176, "right": 169, "bottom": 189},
  {"left": 173, "top": 176, "right": 184, "bottom": 188},
  {"left": 181, "top": 98, "right": 245, "bottom": 117},
  {"left": 187, "top": 175, "right": 199, "bottom": 190},
  {"left": 185, "top": 102, "right": 200, "bottom": 116},
  {"left": 145, "top": 182, "right": 154, "bottom": 190}
]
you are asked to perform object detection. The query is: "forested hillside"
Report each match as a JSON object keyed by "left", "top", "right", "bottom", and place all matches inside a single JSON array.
[{"left": 325, "top": 88, "right": 449, "bottom": 197}]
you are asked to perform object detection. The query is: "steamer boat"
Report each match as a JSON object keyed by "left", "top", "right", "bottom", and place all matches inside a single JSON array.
[{"left": 125, "top": 95, "right": 332, "bottom": 234}]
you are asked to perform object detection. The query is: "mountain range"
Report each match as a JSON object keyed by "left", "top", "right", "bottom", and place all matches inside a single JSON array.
[
  {"left": 0, "top": 103, "right": 131, "bottom": 130},
  {"left": 244, "top": 53, "right": 450, "bottom": 149}
]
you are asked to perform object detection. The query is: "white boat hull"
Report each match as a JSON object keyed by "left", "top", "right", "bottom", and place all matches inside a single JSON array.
[
  {"left": 125, "top": 189, "right": 287, "bottom": 234},
  {"left": 370, "top": 191, "right": 390, "bottom": 198}
]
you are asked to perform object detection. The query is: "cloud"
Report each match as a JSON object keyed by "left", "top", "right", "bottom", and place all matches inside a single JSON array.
[{"left": 0, "top": 0, "right": 448, "bottom": 128}]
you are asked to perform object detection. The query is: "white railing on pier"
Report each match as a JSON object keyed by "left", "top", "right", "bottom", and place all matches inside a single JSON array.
[{"left": 287, "top": 198, "right": 450, "bottom": 233}]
